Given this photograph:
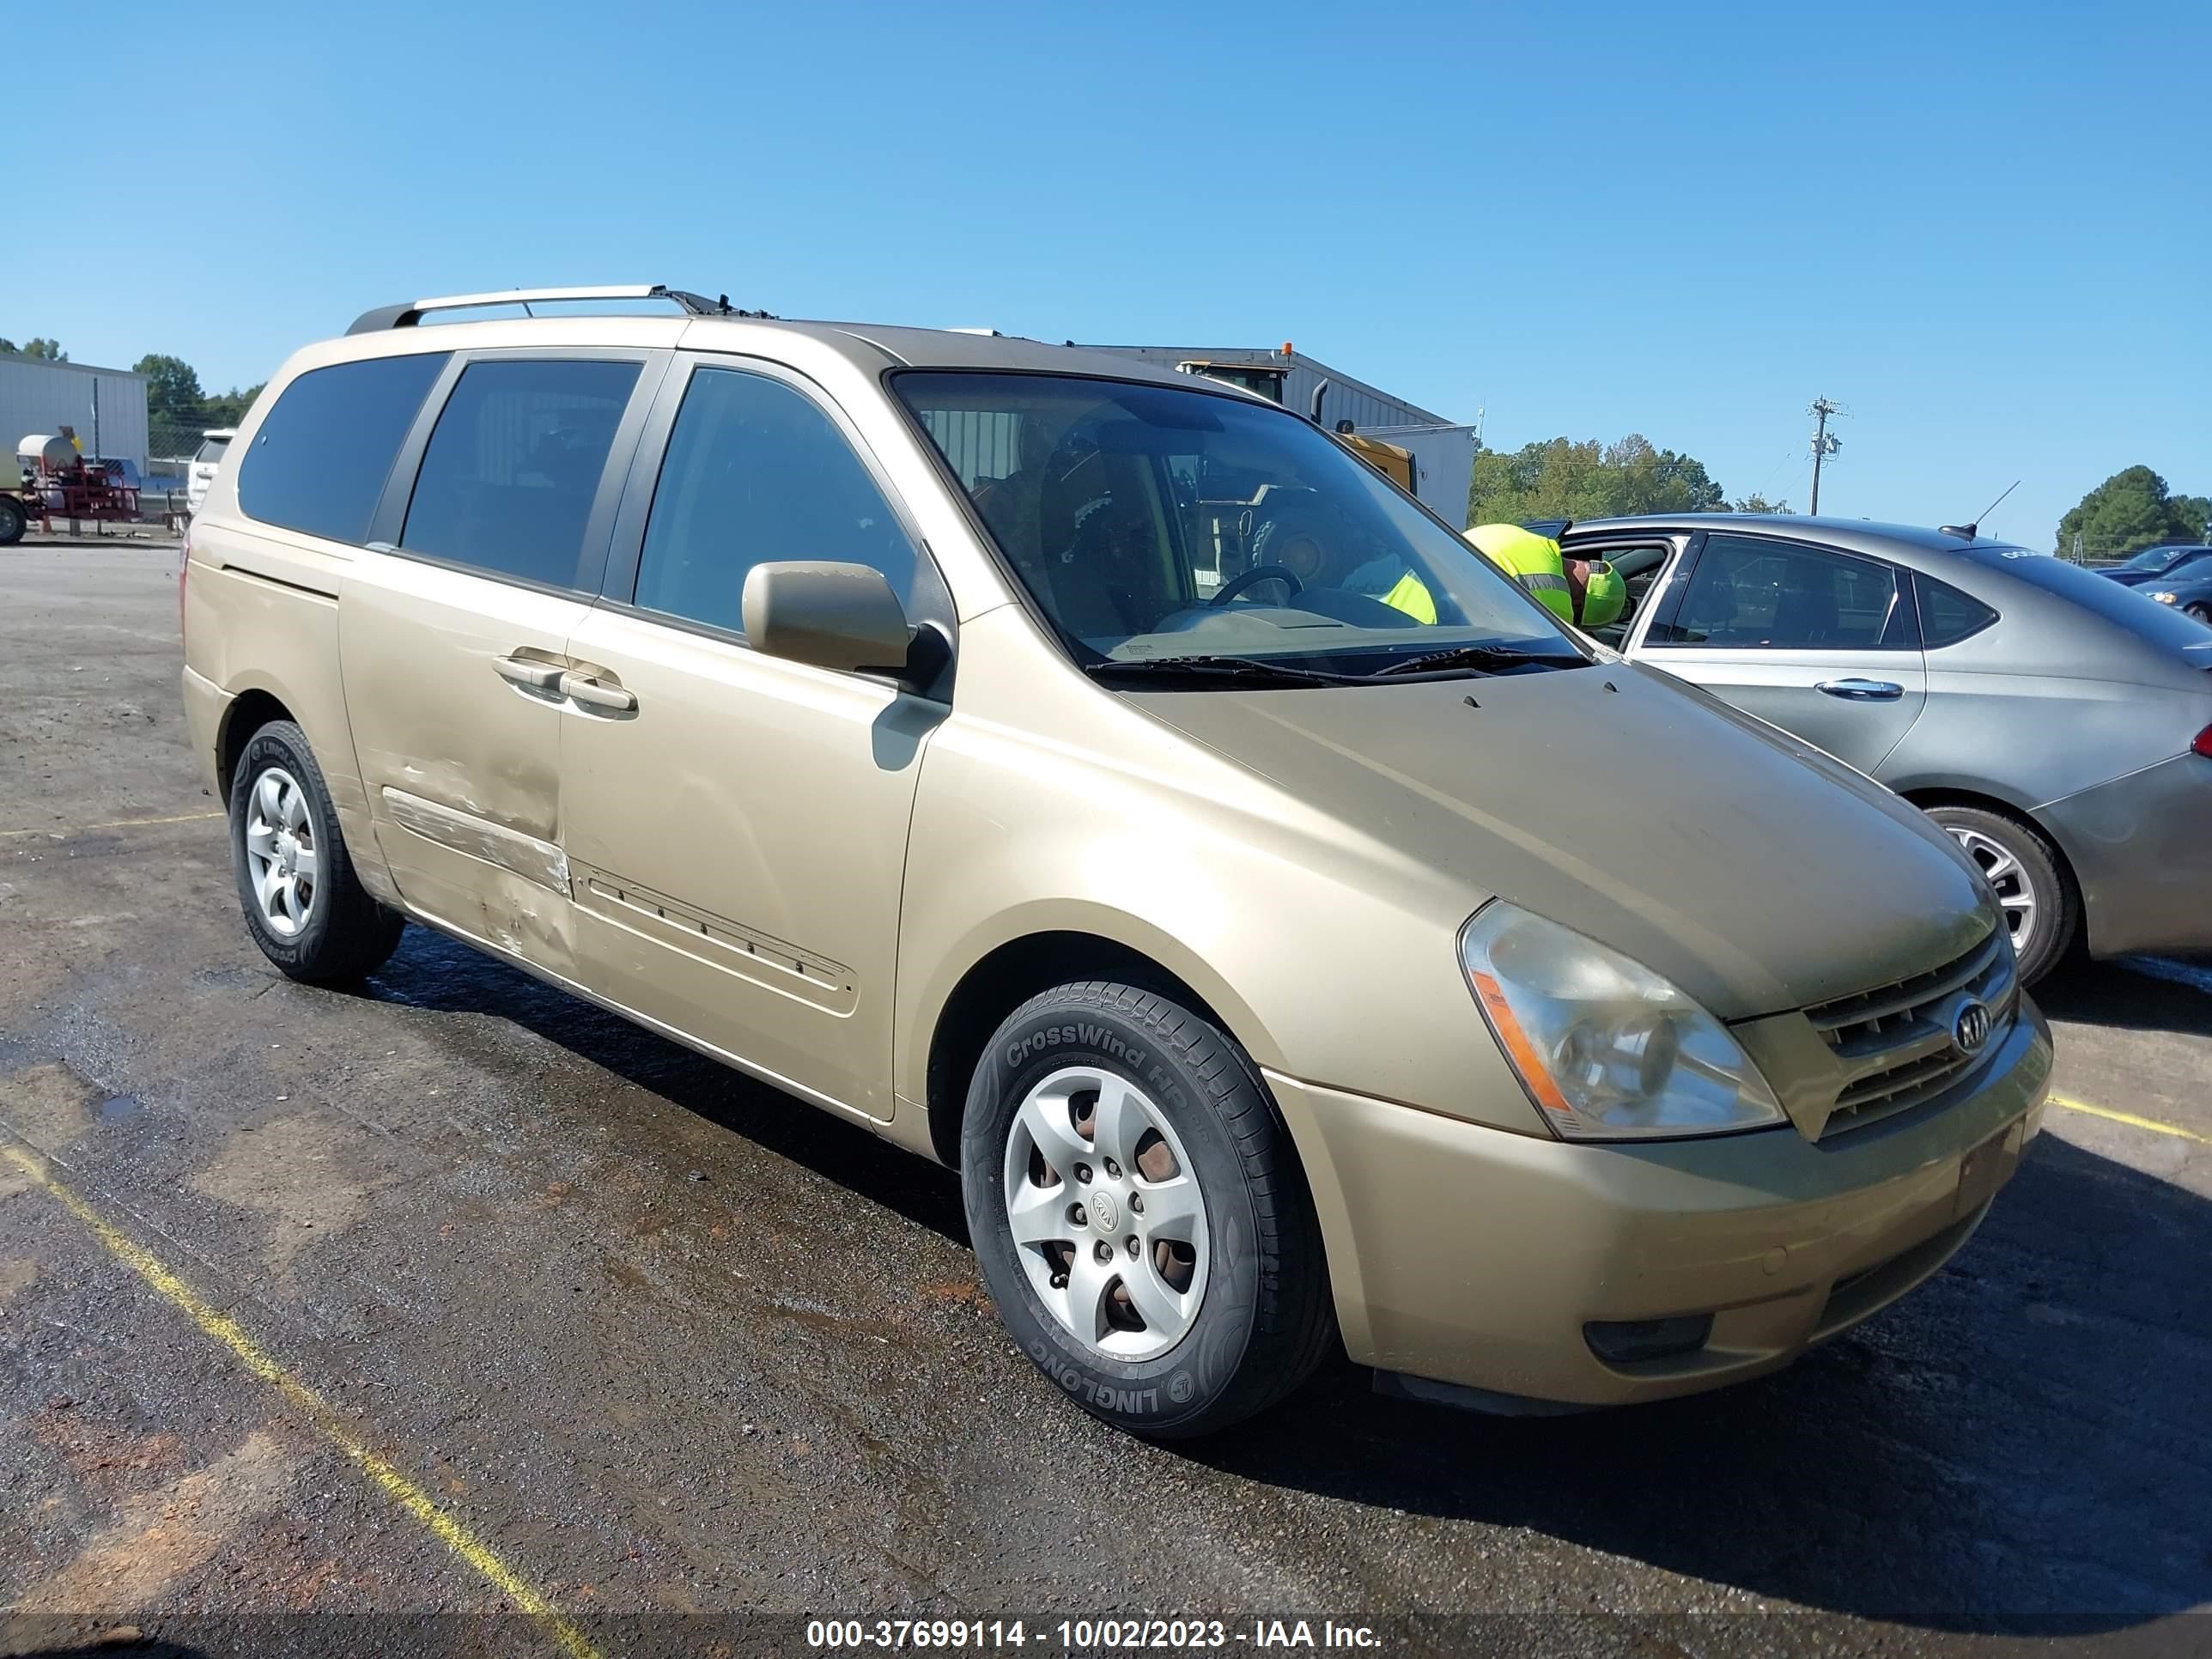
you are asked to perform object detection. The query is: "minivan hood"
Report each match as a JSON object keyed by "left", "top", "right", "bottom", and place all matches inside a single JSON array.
[{"left": 1130, "top": 662, "right": 1994, "bottom": 1021}]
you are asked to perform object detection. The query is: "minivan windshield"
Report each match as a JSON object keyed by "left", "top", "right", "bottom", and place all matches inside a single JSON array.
[{"left": 894, "top": 372, "right": 1584, "bottom": 682}]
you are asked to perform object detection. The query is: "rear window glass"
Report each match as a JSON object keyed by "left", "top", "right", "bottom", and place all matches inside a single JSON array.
[
  {"left": 192, "top": 436, "right": 231, "bottom": 465},
  {"left": 399, "top": 358, "right": 641, "bottom": 589},
  {"left": 1970, "top": 547, "right": 2212, "bottom": 653},
  {"left": 1916, "top": 574, "right": 1999, "bottom": 647},
  {"left": 236, "top": 354, "right": 447, "bottom": 543}
]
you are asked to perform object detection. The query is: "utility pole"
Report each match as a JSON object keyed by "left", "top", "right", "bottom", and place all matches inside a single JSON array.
[{"left": 1808, "top": 398, "right": 1841, "bottom": 514}]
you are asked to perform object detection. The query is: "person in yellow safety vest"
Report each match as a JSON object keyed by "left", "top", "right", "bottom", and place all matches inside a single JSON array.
[{"left": 1463, "top": 523, "right": 1626, "bottom": 629}]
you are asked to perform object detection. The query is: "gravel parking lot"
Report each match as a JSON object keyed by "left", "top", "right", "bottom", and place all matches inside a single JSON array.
[{"left": 3, "top": 543, "right": 2207, "bottom": 1659}]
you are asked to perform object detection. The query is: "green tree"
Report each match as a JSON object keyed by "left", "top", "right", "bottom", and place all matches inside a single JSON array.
[
  {"left": 1468, "top": 433, "right": 1726, "bottom": 526},
  {"left": 199, "top": 383, "right": 266, "bottom": 427},
  {"left": 2056, "top": 466, "right": 2211, "bottom": 558},
  {"left": 1732, "top": 493, "right": 1794, "bottom": 514},
  {"left": 133, "top": 354, "right": 207, "bottom": 425},
  {"left": 4, "top": 336, "right": 66, "bottom": 360}
]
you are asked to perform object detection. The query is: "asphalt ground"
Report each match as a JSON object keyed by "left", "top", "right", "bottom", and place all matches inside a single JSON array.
[{"left": 2, "top": 544, "right": 2208, "bottom": 1659}]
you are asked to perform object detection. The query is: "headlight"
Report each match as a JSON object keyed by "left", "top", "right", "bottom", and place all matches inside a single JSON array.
[
  {"left": 1460, "top": 902, "right": 1786, "bottom": 1140},
  {"left": 2148, "top": 591, "right": 2179, "bottom": 604}
]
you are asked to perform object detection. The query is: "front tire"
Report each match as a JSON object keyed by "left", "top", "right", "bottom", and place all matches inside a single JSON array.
[
  {"left": 962, "top": 981, "right": 1334, "bottom": 1439},
  {"left": 228, "top": 720, "right": 404, "bottom": 982},
  {"left": 1925, "top": 804, "right": 2075, "bottom": 985},
  {"left": 0, "top": 496, "right": 27, "bottom": 547}
]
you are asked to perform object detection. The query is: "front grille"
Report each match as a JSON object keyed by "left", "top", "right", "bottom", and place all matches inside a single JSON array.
[{"left": 1803, "top": 927, "right": 2018, "bottom": 1135}]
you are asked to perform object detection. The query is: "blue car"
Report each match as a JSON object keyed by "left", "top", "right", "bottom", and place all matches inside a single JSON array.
[{"left": 2100, "top": 544, "right": 2212, "bottom": 587}]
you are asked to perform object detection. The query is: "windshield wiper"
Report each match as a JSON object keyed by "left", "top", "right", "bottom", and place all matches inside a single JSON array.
[
  {"left": 1369, "top": 643, "right": 1576, "bottom": 678},
  {"left": 1084, "top": 654, "right": 1356, "bottom": 687}
]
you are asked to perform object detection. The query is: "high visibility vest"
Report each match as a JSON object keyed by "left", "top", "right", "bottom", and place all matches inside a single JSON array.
[
  {"left": 1465, "top": 524, "right": 1574, "bottom": 623},
  {"left": 1380, "top": 568, "right": 1437, "bottom": 624}
]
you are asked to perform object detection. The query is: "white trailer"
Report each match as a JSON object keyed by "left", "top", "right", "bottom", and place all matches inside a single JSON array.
[{"left": 1354, "top": 422, "right": 1479, "bottom": 529}]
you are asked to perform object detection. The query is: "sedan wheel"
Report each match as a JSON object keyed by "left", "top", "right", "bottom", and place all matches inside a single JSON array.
[
  {"left": 1925, "top": 804, "right": 2076, "bottom": 986},
  {"left": 1945, "top": 824, "right": 2039, "bottom": 963}
]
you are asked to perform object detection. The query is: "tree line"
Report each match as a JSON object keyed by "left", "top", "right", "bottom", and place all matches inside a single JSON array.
[
  {"left": 1467, "top": 434, "right": 1790, "bottom": 525},
  {"left": 1468, "top": 434, "right": 2204, "bottom": 556}
]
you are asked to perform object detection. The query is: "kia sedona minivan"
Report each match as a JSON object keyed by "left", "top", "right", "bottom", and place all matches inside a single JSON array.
[{"left": 183, "top": 284, "right": 2051, "bottom": 1436}]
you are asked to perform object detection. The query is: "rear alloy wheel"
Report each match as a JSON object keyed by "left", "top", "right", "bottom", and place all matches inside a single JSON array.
[
  {"left": 1925, "top": 805, "right": 2075, "bottom": 985},
  {"left": 963, "top": 981, "right": 1335, "bottom": 1438},
  {"left": 229, "top": 720, "right": 405, "bottom": 982}
]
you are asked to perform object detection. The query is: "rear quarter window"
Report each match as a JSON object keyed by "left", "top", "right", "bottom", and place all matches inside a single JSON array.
[
  {"left": 1915, "top": 573, "right": 1999, "bottom": 647},
  {"left": 237, "top": 353, "right": 450, "bottom": 544}
]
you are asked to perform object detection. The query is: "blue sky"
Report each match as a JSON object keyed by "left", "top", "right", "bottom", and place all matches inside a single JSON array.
[{"left": 11, "top": 0, "right": 2206, "bottom": 546}]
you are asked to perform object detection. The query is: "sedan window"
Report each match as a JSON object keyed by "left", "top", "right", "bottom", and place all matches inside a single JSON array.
[{"left": 1648, "top": 535, "right": 1915, "bottom": 650}]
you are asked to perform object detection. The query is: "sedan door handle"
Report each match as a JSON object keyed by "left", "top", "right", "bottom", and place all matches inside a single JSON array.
[
  {"left": 560, "top": 671, "right": 637, "bottom": 715},
  {"left": 493, "top": 653, "right": 568, "bottom": 692},
  {"left": 1815, "top": 678, "right": 1905, "bottom": 702}
]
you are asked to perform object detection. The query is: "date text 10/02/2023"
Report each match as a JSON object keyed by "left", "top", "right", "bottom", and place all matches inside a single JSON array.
[{"left": 805, "top": 1619, "right": 1385, "bottom": 1649}]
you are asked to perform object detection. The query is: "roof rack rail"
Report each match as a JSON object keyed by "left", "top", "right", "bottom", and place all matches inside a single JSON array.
[{"left": 345, "top": 284, "right": 775, "bottom": 335}]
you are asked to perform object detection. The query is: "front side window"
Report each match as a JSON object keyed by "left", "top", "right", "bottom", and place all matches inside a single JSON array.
[
  {"left": 400, "top": 358, "right": 641, "bottom": 588},
  {"left": 632, "top": 368, "right": 919, "bottom": 633},
  {"left": 236, "top": 352, "right": 448, "bottom": 544},
  {"left": 895, "top": 371, "right": 1581, "bottom": 682},
  {"left": 1651, "top": 535, "right": 1912, "bottom": 650}
]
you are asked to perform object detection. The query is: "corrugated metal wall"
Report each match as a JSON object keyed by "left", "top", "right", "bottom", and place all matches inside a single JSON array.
[
  {"left": 1, "top": 357, "right": 150, "bottom": 471},
  {"left": 1080, "top": 345, "right": 1451, "bottom": 431}
]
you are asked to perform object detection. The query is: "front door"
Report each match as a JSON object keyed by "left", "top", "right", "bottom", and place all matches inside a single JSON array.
[
  {"left": 341, "top": 351, "right": 655, "bottom": 977},
  {"left": 1630, "top": 531, "right": 1928, "bottom": 775},
  {"left": 562, "top": 358, "right": 951, "bottom": 1121}
]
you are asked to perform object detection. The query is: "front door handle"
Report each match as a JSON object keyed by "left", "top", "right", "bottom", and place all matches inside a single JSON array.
[
  {"left": 560, "top": 671, "right": 637, "bottom": 715},
  {"left": 493, "top": 653, "right": 567, "bottom": 692},
  {"left": 1815, "top": 678, "right": 1904, "bottom": 702}
]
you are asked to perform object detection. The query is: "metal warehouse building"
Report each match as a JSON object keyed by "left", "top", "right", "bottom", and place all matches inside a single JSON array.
[
  {"left": 0, "top": 354, "right": 150, "bottom": 475},
  {"left": 1082, "top": 343, "right": 1476, "bottom": 525},
  {"left": 1083, "top": 343, "right": 1449, "bottom": 429}
]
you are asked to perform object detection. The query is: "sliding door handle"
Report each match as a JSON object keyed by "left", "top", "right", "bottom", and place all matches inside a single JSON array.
[
  {"left": 560, "top": 672, "right": 637, "bottom": 715},
  {"left": 493, "top": 653, "right": 567, "bottom": 692},
  {"left": 1815, "top": 678, "right": 1904, "bottom": 702}
]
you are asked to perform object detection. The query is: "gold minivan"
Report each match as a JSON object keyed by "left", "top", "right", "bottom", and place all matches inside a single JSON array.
[{"left": 183, "top": 285, "right": 2051, "bottom": 1436}]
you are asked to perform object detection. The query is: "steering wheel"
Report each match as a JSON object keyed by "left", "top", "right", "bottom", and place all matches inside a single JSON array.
[{"left": 1210, "top": 563, "right": 1304, "bottom": 607}]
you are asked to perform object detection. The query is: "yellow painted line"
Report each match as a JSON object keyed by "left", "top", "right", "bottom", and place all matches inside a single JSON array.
[
  {"left": 0, "top": 810, "right": 223, "bottom": 839},
  {"left": 2051, "top": 1094, "right": 2211, "bottom": 1146},
  {"left": 0, "top": 1143, "right": 602, "bottom": 1659}
]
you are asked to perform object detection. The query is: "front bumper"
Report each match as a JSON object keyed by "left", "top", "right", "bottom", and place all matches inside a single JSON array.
[
  {"left": 2039, "top": 753, "right": 2212, "bottom": 958},
  {"left": 1269, "top": 998, "right": 2051, "bottom": 1407}
]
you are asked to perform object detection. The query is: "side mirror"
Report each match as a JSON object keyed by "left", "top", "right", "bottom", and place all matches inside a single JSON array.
[{"left": 742, "top": 561, "right": 915, "bottom": 676}]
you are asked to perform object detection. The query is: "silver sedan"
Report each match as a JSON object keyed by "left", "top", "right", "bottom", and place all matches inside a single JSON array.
[{"left": 1564, "top": 515, "right": 2212, "bottom": 983}]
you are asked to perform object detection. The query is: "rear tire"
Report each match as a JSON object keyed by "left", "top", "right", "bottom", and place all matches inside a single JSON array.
[
  {"left": 1925, "top": 804, "right": 2075, "bottom": 986},
  {"left": 962, "top": 981, "right": 1335, "bottom": 1439},
  {"left": 0, "top": 497, "right": 27, "bottom": 547},
  {"left": 228, "top": 720, "right": 404, "bottom": 982}
]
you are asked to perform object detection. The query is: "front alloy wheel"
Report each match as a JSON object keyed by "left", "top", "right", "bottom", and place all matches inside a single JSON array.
[
  {"left": 1003, "top": 1066, "right": 1210, "bottom": 1362},
  {"left": 962, "top": 981, "right": 1335, "bottom": 1437}
]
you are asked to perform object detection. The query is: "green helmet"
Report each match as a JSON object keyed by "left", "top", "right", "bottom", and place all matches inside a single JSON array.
[
  {"left": 1464, "top": 523, "right": 1573, "bottom": 624},
  {"left": 1577, "top": 560, "right": 1626, "bottom": 629}
]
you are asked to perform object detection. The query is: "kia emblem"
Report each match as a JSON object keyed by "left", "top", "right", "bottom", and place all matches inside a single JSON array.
[{"left": 1954, "top": 1000, "right": 1992, "bottom": 1056}]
